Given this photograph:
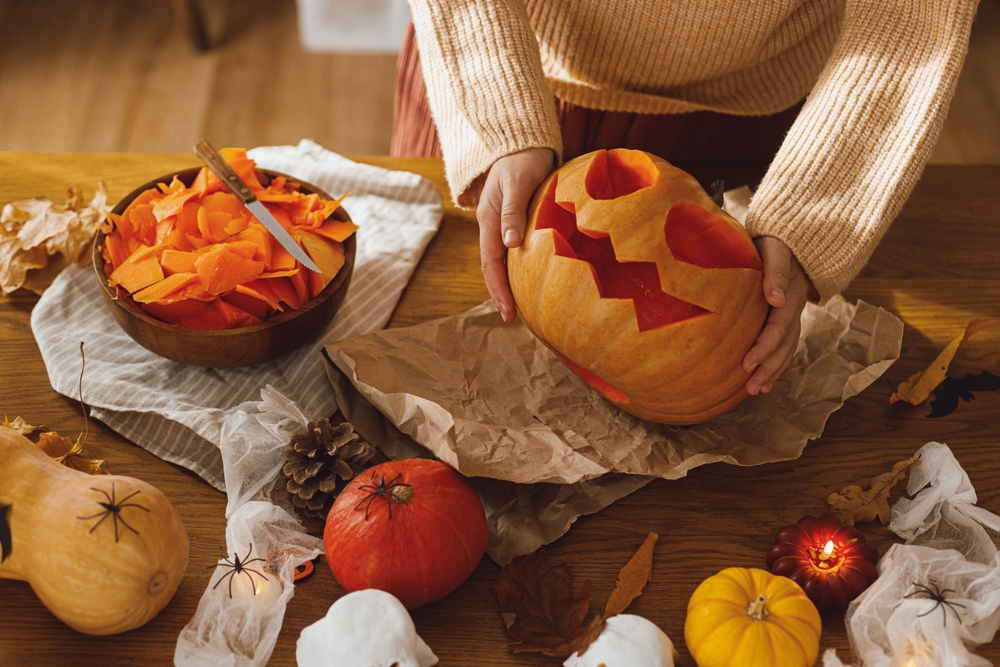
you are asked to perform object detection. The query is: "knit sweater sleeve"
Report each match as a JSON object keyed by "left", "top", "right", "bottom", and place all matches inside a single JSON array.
[
  {"left": 745, "top": 0, "right": 979, "bottom": 302},
  {"left": 407, "top": 0, "right": 563, "bottom": 207}
]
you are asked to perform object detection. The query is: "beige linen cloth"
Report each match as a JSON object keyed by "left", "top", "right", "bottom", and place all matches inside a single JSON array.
[{"left": 30, "top": 140, "right": 443, "bottom": 490}]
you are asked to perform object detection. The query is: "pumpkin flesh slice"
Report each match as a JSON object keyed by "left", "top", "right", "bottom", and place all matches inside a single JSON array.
[
  {"left": 221, "top": 290, "right": 269, "bottom": 320},
  {"left": 194, "top": 245, "right": 265, "bottom": 295},
  {"left": 298, "top": 231, "right": 345, "bottom": 299},
  {"left": 107, "top": 246, "right": 165, "bottom": 294},
  {"left": 132, "top": 272, "right": 199, "bottom": 304},
  {"left": 103, "top": 148, "right": 356, "bottom": 329},
  {"left": 536, "top": 176, "right": 708, "bottom": 332}
]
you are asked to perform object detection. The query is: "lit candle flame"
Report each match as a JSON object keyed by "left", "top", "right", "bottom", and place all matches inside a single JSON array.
[{"left": 823, "top": 540, "right": 835, "bottom": 556}]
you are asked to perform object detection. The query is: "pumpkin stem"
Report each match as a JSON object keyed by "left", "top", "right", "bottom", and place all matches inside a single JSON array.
[
  {"left": 747, "top": 594, "right": 770, "bottom": 621},
  {"left": 391, "top": 484, "right": 413, "bottom": 504}
]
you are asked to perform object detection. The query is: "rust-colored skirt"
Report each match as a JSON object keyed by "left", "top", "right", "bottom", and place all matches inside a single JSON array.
[{"left": 392, "top": 22, "right": 800, "bottom": 174}]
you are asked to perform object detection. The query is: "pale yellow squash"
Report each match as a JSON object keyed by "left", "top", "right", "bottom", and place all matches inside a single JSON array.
[
  {"left": 685, "top": 567, "right": 821, "bottom": 667},
  {"left": 0, "top": 427, "right": 189, "bottom": 635}
]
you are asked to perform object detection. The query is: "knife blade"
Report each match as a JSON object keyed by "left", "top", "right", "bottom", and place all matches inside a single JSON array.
[{"left": 193, "top": 139, "right": 322, "bottom": 274}]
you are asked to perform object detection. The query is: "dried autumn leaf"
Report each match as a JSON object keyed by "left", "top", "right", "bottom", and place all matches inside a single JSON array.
[
  {"left": 2, "top": 415, "right": 41, "bottom": 436},
  {"left": 0, "top": 182, "right": 107, "bottom": 295},
  {"left": 603, "top": 532, "right": 658, "bottom": 619},
  {"left": 828, "top": 457, "right": 920, "bottom": 525},
  {"left": 949, "top": 319, "right": 1000, "bottom": 379},
  {"left": 490, "top": 550, "right": 604, "bottom": 657},
  {"left": 35, "top": 431, "right": 109, "bottom": 475},
  {"left": 891, "top": 319, "right": 1000, "bottom": 406}
]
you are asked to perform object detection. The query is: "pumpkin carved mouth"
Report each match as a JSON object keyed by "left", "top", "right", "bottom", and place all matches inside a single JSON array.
[{"left": 536, "top": 174, "right": 709, "bottom": 332}]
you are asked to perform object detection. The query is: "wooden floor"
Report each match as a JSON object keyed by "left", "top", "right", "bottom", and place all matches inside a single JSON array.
[{"left": 0, "top": 0, "right": 997, "bottom": 161}]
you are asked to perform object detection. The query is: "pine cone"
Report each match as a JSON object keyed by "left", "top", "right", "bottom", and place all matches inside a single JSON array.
[{"left": 282, "top": 418, "right": 383, "bottom": 519}]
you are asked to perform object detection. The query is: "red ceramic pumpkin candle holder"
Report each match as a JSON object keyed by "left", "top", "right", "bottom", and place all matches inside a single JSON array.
[{"left": 765, "top": 514, "right": 879, "bottom": 612}]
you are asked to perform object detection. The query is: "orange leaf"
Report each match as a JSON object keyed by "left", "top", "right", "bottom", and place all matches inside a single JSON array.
[
  {"left": 35, "top": 431, "right": 109, "bottom": 475},
  {"left": 603, "top": 532, "right": 658, "bottom": 619},
  {"left": 827, "top": 457, "right": 921, "bottom": 525},
  {"left": 490, "top": 550, "right": 603, "bottom": 657}
]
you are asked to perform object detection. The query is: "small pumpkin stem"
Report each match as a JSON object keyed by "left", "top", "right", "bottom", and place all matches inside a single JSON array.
[
  {"left": 391, "top": 484, "right": 413, "bottom": 504},
  {"left": 747, "top": 594, "right": 770, "bottom": 621}
]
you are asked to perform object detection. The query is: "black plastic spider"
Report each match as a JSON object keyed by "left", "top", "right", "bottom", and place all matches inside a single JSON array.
[
  {"left": 77, "top": 482, "right": 150, "bottom": 543},
  {"left": 904, "top": 581, "right": 967, "bottom": 627},
  {"left": 354, "top": 471, "right": 411, "bottom": 520},
  {"left": 210, "top": 545, "right": 269, "bottom": 598}
]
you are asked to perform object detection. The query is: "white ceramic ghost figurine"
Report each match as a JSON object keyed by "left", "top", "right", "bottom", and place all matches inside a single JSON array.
[
  {"left": 296, "top": 589, "right": 438, "bottom": 667},
  {"left": 563, "top": 614, "right": 676, "bottom": 667}
]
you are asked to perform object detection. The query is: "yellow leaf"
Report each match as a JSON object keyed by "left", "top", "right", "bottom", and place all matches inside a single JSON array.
[
  {"left": 890, "top": 319, "right": 1000, "bottom": 406},
  {"left": 828, "top": 458, "right": 920, "bottom": 525}
]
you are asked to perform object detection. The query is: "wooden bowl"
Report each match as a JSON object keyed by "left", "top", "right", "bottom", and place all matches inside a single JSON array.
[{"left": 92, "top": 167, "right": 356, "bottom": 367}]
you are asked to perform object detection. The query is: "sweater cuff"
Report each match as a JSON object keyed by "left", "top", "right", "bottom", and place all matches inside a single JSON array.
[
  {"left": 745, "top": 0, "right": 978, "bottom": 303},
  {"left": 409, "top": 0, "right": 563, "bottom": 208}
]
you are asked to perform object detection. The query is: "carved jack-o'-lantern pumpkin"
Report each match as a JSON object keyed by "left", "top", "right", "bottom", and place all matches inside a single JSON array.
[{"left": 508, "top": 149, "right": 768, "bottom": 425}]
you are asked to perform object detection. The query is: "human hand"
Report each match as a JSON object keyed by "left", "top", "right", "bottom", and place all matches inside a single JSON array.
[
  {"left": 476, "top": 147, "right": 556, "bottom": 322},
  {"left": 742, "top": 236, "right": 811, "bottom": 395}
]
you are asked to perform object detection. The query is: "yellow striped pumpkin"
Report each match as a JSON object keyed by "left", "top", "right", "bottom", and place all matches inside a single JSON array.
[{"left": 684, "top": 567, "right": 821, "bottom": 667}]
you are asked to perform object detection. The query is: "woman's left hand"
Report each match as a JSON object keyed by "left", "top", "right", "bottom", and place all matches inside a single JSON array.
[{"left": 743, "top": 236, "right": 811, "bottom": 395}]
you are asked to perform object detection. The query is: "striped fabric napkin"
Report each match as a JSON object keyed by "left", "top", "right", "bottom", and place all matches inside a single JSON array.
[{"left": 30, "top": 140, "right": 443, "bottom": 491}]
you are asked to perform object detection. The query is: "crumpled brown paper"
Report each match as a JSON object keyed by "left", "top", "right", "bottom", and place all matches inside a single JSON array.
[{"left": 325, "top": 296, "right": 902, "bottom": 563}]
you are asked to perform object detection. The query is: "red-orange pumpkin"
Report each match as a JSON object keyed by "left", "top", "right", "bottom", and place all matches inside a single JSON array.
[
  {"left": 508, "top": 149, "right": 768, "bottom": 425},
  {"left": 323, "top": 459, "right": 489, "bottom": 609}
]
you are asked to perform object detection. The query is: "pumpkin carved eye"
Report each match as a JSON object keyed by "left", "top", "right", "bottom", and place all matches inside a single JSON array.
[
  {"left": 665, "top": 202, "right": 763, "bottom": 271},
  {"left": 584, "top": 149, "right": 657, "bottom": 200},
  {"left": 535, "top": 175, "right": 709, "bottom": 332}
]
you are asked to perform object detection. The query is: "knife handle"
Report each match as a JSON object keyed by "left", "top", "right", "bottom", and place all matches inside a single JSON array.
[{"left": 193, "top": 139, "right": 256, "bottom": 204}]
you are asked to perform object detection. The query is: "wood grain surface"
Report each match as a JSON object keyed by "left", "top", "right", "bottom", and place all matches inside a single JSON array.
[
  {"left": 0, "top": 0, "right": 996, "bottom": 163},
  {"left": 1, "top": 153, "right": 998, "bottom": 666}
]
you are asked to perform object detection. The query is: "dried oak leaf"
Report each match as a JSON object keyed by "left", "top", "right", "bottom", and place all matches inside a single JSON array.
[
  {"left": 828, "top": 457, "right": 921, "bottom": 525},
  {"left": 891, "top": 319, "right": 1000, "bottom": 406},
  {"left": 35, "top": 431, "right": 109, "bottom": 475},
  {"left": 0, "top": 182, "right": 107, "bottom": 296},
  {"left": 2, "top": 415, "right": 42, "bottom": 436},
  {"left": 490, "top": 550, "right": 603, "bottom": 657},
  {"left": 603, "top": 532, "right": 658, "bottom": 619}
]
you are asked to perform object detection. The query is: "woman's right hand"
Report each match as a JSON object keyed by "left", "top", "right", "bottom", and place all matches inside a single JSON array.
[{"left": 476, "top": 147, "right": 556, "bottom": 322}]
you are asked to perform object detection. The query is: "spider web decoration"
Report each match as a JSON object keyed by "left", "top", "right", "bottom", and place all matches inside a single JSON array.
[
  {"left": 210, "top": 545, "right": 269, "bottom": 599},
  {"left": 904, "top": 582, "right": 967, "bottom": 627},
  {"left": 76, "top": 482, "right": 150, "bottom": 543},
  {"left": 928, "top": 371, "right": 1000, "bottom": 418}
]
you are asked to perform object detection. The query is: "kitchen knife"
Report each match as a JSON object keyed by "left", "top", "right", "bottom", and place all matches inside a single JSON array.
[{"left": 193, "top": 139, "right": 322, "bottom": 273}]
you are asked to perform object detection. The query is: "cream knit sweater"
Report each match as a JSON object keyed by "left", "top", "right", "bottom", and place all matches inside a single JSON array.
[{"left": 408, "top": 0, "right": 980, "bottom": 300}]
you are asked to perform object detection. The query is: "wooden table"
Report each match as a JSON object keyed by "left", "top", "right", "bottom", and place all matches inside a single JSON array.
[{"left": 1, "top": 153, "right": 998, "bottom": 666}]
